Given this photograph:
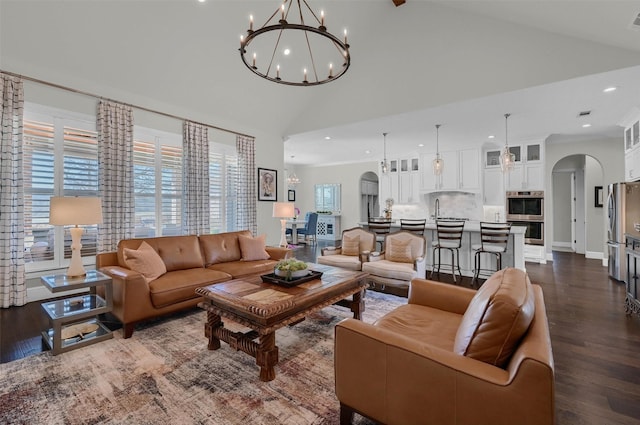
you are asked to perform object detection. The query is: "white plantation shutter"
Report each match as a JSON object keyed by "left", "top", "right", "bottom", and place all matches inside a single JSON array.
[
  {"left": 133, "top": 130, "right": 182, "bottom": 237},
  {"left": 23, "top": 120, "right": 55, "bottom": 263},
  {"left": 209, "top": 143, "right": 238, "bottom": 233},
  {"left": 161, "top": 145, "right": 182, "bottom": 236},
  {"left": 23, "top": 115, "right": 99, "bottom": 268},
  {"left": 63, "top": 125, "right": 99, "bottom": 258},
  {"left": 133, "top": 140, "right": 157, "bottom": 237}
]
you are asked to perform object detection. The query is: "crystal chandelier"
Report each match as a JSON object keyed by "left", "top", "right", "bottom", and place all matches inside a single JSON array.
[
  {"left": 500, "top": 113, "right": 516, "bottom": 173},
  {"left": 381, "top": 132, "right": 389, "bottom": 174},
  {"left": 433, "top": 124, "right": 444, "bottom": 176},
  {"left": 239, "top": 0, "right": 351, "bottom": 86},
  {"left": 287, "top": 172, "right": 300, "bottom": 186}
]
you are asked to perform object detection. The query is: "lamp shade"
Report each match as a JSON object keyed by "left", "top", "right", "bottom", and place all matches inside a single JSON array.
[
  {"left": 49, "top": 196, "right": 103, "bottom": 225},
  {"left": 272, "top": 202, "right": 295, "bottom": 218}
]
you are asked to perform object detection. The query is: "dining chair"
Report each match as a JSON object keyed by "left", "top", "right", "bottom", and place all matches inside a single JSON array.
[{"left": 296, "top": 212, "right": 318, "bottom": 244}]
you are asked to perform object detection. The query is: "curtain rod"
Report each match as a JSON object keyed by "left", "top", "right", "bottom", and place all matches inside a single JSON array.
[{"left": 1, "top": 69, "right": 255, "bottom": 139}]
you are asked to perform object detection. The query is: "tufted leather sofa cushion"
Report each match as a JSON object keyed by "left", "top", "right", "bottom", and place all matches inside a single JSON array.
[
  {"left": 453, "top": 267, "right": 535, "bottom": 367},
  {"left": 199, "top": 230, "right": 252, "bottom": 266},
  {"left": 118, "top": 235, "right": 204, "bottom": 272}
]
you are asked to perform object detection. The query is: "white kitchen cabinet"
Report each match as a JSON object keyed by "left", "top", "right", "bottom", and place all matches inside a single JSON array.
[
  {"left": 499, "top": 141, "right": 544, "bottom": 190},
  {"left": 379, "top": 161, "right": 421, "bottom": 205},
  {"left": 626, "top": 146, "right": 640, "bottom": 182},
  {"left": 483, "top": 167, "right": 505, "bottom": 205},
  {"left": 420, "top": 148, "right": 480, "bottom": 192},
  {"left": 360, "top": 180, "right": 378, "bottom": 195},
  {"left": 459, "top": 148, "right": 481, "bottom": 191},
  {"left": 506, "top": 163, "right": 544, "bottom": 191}
]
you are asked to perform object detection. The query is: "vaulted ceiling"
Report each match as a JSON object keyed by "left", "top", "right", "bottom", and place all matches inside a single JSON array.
[{"left": 2, "top": 0, "right": 640, "bottom": 166}]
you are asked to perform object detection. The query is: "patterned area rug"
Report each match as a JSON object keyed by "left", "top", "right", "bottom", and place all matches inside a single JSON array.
[{"left": 0, "top": 291, "right": 405, "bottom": 424}]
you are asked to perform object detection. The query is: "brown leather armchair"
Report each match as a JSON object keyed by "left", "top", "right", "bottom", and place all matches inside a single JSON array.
[{"left": 335, "top": 268, "right": 555, "bottom": 425}]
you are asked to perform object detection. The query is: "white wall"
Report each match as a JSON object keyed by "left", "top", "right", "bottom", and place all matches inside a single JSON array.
[
  {"left": 585, "top": 155, "right": 605, "bottom": 256},
  {"left": 552, "top": 172, "right": 572, "bottom": 246},
  {"left": 291, "top": 162, "right": 378, "bottom": 232},
  {"left": 545, "top": 137, "right": 624, "bottom": 261}
]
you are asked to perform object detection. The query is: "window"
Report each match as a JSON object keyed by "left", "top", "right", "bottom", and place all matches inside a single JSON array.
[
  {"left": 209, "top": 142, "right": 238, "bottom": 233},
  {"left": 133, "top": 128, "right": 183, "bottom": 238},
  {"left": 314, "top": 184, "right": 341, "bottom": 212},
  {"left": 23, "top": 106, "right": 98, "bottom": 271}
]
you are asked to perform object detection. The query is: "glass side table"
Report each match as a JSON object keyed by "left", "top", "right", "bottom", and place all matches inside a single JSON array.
[{"left": 40, "top": 269, "right": 113, "bottom": 355}]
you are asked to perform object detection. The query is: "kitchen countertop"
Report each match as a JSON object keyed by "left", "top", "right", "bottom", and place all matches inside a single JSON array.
[{"left": 359, "top": 220, "right": 526, "bottom": 234}]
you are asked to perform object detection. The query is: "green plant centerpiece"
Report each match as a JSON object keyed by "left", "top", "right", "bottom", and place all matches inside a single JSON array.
[{"left": 275, "top": 258, "right": 309, "bottom": 280}]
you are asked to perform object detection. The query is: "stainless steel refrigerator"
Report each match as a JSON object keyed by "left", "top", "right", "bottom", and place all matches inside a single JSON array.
[{"left": 607, "top": 182, "right": 640, "bottom": 281}]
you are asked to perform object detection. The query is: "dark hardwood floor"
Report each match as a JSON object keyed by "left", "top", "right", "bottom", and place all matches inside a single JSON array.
[{"left": 2, "top": 242, "right": 639, "bottom": 424}]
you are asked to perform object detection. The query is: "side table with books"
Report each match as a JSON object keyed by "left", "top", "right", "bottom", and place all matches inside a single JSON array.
[{"left": 40, "top": 269, "right": 113, "bottom": 355}]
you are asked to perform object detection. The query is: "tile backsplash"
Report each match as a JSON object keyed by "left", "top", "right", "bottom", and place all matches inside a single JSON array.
[{"left": 423, "top": 192, "right": 483, "bottom": 220}]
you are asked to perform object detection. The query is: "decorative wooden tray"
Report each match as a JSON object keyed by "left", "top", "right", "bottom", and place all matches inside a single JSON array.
[{"left": 261, "top": 270, "right": 324, "bottom": 287}]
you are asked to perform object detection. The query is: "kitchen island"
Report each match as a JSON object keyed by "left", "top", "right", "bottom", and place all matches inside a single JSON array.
[{"left": 359, "top": 220, "right": 526, "bottom": 277}]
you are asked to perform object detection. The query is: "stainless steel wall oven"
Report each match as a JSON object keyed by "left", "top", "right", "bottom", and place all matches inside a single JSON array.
[
  {"left": 507, "top": 191, "right": 544, "bottom": 245},
  {"left": 506, "top": 191, "right": 544, "bottom": 221}
]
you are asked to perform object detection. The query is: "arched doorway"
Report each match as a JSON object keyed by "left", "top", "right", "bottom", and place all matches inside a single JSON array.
[
  {"left": 551, "top": 154, "right": 604, "bottom": 259},
  {"left": 360, "top": 172, "right": 379, "bottom": 222}
]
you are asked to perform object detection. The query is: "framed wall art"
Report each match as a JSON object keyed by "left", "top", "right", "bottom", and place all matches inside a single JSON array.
[
  {"left": 258, "top": 168, "right": 277, "bottom": 201},
  {"left": 288, "top": 189, "right": 296, "bottom": 202}
]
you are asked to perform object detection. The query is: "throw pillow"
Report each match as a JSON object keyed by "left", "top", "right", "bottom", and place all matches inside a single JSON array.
[
  {"left": 239, "top": 234, "right": 270, "bottom": 261},
  {"left": 341, "top": 234, "right": 360, "bottom": 256},
  {"left": 385, "top": 238, "right": 413, "bottom": 263},
  {"left": 123, "top": 241, "right": 167, "bottom": 283},
  {"left": 453, "top": 268, "right": 535, "bottom": 368}
]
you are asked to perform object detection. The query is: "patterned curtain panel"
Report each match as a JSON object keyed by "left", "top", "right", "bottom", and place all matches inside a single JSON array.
[
  {"left": 182, "top": 121, "right": 210, "bottom": 235},
  {"left": 0, "top": 73, "right": 26, "bottom": 308},
  {"left": 97, "top": 100, "right": 135, "bottom": 253},
  {"left": 236, "top": 135, "right": 257, "bottom": 235}
]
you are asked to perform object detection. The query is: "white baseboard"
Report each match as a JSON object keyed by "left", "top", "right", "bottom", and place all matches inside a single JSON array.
[
  {"left": 585, "top": 251, "right": 603, "bottom": 260},
  {"left": 552, "top": 241, "right": 572, "bottom": 249}
]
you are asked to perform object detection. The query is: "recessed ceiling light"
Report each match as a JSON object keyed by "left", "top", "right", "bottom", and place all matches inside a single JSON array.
[
  {"left": 198, "top": 0, "right": 206, "bottom": 3},
  {"left": 324, "top": 136, "right": 331, "bottom": 140},
  {"left": 603, "top": 86, "right": 617, "bottom": 93},
  {"left": 582, "top": 123, "right": 592, "bottom": 128},
  {"left": 365, "top": 150, "right": 371, "bottom": 154},
  {"left": 418, "top": 143, "right": 424, "bottom": 147},
  {"left": 283, "top": 48, "right": 291, "bottom": 56},
  {"left": 488, "top": 135, "right": 495, "bottom": 139}
]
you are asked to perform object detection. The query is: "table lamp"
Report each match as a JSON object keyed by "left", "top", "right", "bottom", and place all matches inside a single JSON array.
[
  {"left": 49, "top": 196, "right": 103, "bottom": 277},
  {"left": 272, "top": 202, "right": 295, "bottom": 248}
]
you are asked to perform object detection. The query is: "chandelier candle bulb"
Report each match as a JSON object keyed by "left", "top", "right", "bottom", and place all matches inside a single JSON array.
[
  {"left": 277, "top": 65, "right": 281, "bottom": 80},
  {"left": 281, "top": 4, "right": 285, "bottom": 21},
  {"left": 249, "top": 15, "right": 253, "bottom": 31},
  {"left": 344, "top": 29, "right": 348, "bottom": 44},
  {"left": 329, "top": 63, "right": 333, "bottom": 78},
  {"left": 303, "top": 68, "right": 308, "bottom": 83},
  {"left": 252, "top": 53, "right": 256, "bottom": 68},
  {"left": 321, "top": 10, "right": 325, "bottom": 27}
]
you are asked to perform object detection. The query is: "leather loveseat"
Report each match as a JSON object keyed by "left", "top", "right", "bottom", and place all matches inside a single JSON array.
[
  {"left": 335, "top": 268, "right": 554, "bottom": 425},
  {"left": 96, "top": 230, "right": 290, "bottom": 338}
]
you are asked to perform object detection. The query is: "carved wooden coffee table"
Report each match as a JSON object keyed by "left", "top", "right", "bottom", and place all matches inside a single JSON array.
[{"left": 196, "top": 264, "right": 368, "bottom": 381}]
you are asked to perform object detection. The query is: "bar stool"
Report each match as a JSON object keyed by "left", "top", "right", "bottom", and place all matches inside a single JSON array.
[
  {"left": 472, "top": 222, "right": 511, "bottom": 287},
  {"left": 431, "top": 220, "right": 465, "bottom": 283},
  {"left": 400, "top": 218, "right": 426, "bottom": 235},
  {"left": 368, "top": 218, "right": 392, "bottom": 251}
]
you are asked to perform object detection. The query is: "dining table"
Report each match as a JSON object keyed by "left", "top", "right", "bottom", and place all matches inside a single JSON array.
[{"left": 286, "top": 219, "right": 307, "bottom": 244}]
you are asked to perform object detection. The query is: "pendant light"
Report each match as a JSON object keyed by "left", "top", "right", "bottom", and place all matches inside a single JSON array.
[
  {"left": 381, "top": 132, "right": 389, "bottom": 174},
  {"left": 500, "top": 113, "right": 516, "bottom": 173},
  {"left": 432, "top": 124, "right": 444, "bottom": 176}
]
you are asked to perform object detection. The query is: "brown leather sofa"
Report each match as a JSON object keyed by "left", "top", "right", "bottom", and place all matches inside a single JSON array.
[
  {"left": 96, "top": 230, "right": 290, "bottom": 338},
  {"left": 335, "top": 268, "right": 554, "bottom": 425}
]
